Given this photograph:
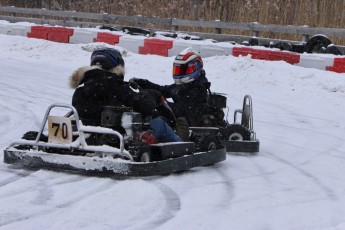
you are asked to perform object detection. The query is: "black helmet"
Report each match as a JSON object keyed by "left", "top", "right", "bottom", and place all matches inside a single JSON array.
[{"left": 90, "top": 48, "right": 124, "bottom": 70}]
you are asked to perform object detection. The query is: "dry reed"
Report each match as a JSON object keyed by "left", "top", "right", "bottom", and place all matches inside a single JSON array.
[{"left": 1, "top": 0, "right": 344, "bottom": 44}]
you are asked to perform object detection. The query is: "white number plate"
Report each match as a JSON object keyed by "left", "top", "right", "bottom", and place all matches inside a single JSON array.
[{"left": 48, "top": 116, "right": 73, "bottom": 144}]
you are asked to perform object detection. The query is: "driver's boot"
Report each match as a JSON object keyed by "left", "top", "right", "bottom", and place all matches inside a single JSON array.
[{"left": 175, "top": 117, "right": 189, "bottom": 141}]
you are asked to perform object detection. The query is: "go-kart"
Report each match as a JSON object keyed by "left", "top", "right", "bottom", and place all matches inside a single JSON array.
[
  {"left": 3, "top": 102, "right": 226, "bottom": 177},
  {"left": 129, "top": 78, "right": 259, "bottom": 153},
  {"left": 191, "top": 92, "right": 260, "bottom": 153}
]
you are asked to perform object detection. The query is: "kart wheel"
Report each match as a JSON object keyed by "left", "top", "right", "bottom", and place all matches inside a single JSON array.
[
  {"left": 249, "top": 37, "right": 259, "bottom": 46},
  {"left": 325, "top": 45, "right": 342, "bottom": 55},
  {"left": 200, "top": 135, "right": 220, "bottom": 152},
  {"left": 223, "top": 124, "right": 251, "bottom": 141},
  {"left": 140, "top": 152, "right": 152, "bottom": 162},
  {"left": 305, "top": 35, "right": 332, "bottom": 54},
  {"left": 22, "top": 131, "right": 48, "bottom": 142},
  {"left": 241, "top": 105, "right": 251, "bottom": 129},
  {"left": 271, "top": 42, "right": 293, "bottom": 51}
]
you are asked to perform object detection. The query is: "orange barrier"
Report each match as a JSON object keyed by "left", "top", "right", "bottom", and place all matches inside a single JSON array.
[
  {"left": 93, "top": 32, "right": 121, "bottom": 45},
  {"left": 27, "top": 26, "right": 74, "bottom": 43},
  {"left": 326, "top": 58, "right": 345, "bottom": 73},
  {"left": 139, "top": 39, "right": 174, "bottom": 56}
]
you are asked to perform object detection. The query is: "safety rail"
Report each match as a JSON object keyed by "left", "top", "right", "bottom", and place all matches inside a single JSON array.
[
  {"left": 7, "top": 103, "right": 133, "bottom": 161},
  {"left": 1, "top": 6, "right": 345, "bottom": 42},
  {"left": 234, "top": 95, "right": 256, "bottom": 140}
]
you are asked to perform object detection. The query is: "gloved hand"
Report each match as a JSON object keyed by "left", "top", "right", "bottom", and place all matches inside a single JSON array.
[
  {"left": 129, "top": 78, "right": 148, "bottom": 89},
  {"left": 141, "top": 89, "right": 162, "bottom": 105},
  {"left": 137, "top": 89, "right": 162, "bottom": 115}
]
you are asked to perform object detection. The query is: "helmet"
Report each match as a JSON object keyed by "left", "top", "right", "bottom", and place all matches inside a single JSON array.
[
  {"left": 172, "top": 51, "right": 203, "bottom": 84},
  {"left": 90, "top": 48, "right": 124, "bottom": 70}
]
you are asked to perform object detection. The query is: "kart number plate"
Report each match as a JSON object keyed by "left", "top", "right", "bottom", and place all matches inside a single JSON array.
[{"left": 48, "top": 116, "right": 73, "bottom": 144}]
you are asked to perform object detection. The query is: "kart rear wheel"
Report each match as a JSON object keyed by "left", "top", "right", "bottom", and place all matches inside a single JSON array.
[{"left": 222, "top": 124, "right": 251, "bottom": 141}]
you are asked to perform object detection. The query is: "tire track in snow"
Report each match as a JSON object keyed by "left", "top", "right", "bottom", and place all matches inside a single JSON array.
[
  {"left": 255, "top": 99, "right": 340, "bottom": 201},
  {"left": 0, "top": 168, "right": 34, "bottom": 187},
  {"left": 0, "top": 169, "right": 55, "bottom": 206},
  {"left": 136, "top": 181, "right": 181, "bottom": 230},
  {"left": 0, "top": 177, "right": 114, "bottom": 228},
  {"left": 264, "top": 152, "right": 337, "bottom": 201},
  {"left": 142, "top": 164, "right": 235, "bottom": 230},
  {"left": 249, "top": 156, "right": 275, "bottom": 186},
  {"left": 29, "top": 173, "right": 56, "bottom": 206},
  {"left": 55, "top": 180, "right": 114, "bottom": 209},
  {"left": 210, "top": 164, "right": 235, "bottom": 209}
]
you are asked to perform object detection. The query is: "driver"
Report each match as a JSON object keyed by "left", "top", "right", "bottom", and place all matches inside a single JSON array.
[
  {"left": 130, "top": 48, "right": 210, "bottom": 140},
  {"left": 69, "top": 48, "right": 183, "bottom": 144}
]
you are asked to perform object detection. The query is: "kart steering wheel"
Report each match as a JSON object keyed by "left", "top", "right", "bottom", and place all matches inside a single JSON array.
[{"left": 129, "top": 78, "right": 176, "bottom": 128}]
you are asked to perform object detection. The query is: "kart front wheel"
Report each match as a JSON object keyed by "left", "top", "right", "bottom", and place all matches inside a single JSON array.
[{"left": 140, "top": 152, "right": 152, "bottom": 162}]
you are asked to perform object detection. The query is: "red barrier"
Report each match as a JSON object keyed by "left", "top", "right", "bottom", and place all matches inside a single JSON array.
[
  {"left": 139, "top": 39, "right": 173, "bottom": 56},
  {"left": 47, "top": 27, "right": 74, "bottom": 43},
  {"left": 326, "top": 58, "right": 345, "bottom": 73},
  {"left": 27, "top": 26, "right": 74, "bottom": 43},
  {"left": 266, "top": 51, "right": 300, "bottom": 64},
  {"left": 233, "top": 47, "right": 301, "bottom": 65},
  {"left": 232, "top": 47, "right": 270, "bottom": 60},
  {"left": 27, "top": 26, "right": 49, "bottom": 39},
  {"left": 93, "top": 32, "right": 121, "bottom": 45}
]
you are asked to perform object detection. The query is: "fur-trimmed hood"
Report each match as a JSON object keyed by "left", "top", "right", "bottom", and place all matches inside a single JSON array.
[
  {"left": 69, "top": 66, "right": 99, "bottom": 89},
  {"left": 69, "top": 65, "right": 125, "bottom": 89}
]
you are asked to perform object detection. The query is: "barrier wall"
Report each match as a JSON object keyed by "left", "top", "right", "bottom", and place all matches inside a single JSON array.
[
  {"left": 0, "top": 22, "right": 344, "bottom": 74},
  {"left": 27, "top": 26, "right": 74, "bottom": 43}
]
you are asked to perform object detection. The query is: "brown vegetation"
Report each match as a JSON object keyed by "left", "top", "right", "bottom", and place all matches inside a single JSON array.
[{"left": 1, "top": 0, "right": 344, "bottom": 44}]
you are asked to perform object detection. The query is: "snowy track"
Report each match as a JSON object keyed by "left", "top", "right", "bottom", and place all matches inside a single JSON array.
[{"left": 1, "top": 34, "right": 345, "bottom": 230}]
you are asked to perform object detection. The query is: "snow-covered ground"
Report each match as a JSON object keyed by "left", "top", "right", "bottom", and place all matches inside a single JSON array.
[{"left": 1, "top": 34, "right": 345, "bottom": 230}]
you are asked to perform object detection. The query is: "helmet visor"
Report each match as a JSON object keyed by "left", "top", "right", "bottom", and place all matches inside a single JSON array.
[{"left": 173, "top": 61, "right": 197, "bottom": 76}]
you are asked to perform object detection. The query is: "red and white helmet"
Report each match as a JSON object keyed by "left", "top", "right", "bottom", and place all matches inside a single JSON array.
[{"left": 172, "top": 49, "right": 203, "bottom": 84}]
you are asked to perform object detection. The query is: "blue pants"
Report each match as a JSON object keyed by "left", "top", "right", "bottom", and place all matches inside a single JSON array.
[{"left": 149, "top": 117, "right": 182, "bottom": 142}]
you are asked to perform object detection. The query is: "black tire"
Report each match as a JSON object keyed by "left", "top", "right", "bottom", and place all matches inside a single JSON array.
[
  {"left": 22, "top": 131, "right": 48, "bottom": 142},
  {"left": 241, "top": 105, "right": 251, "bottom": 129},
  {"left": 291, "top": 44, "right": 305, "bottom": 53},
  {"left": 249, "top": 37, "right": 259, "bottom": 46},
  {"left": 16, "top": 131, "right": 48, "bottom": 151},
  {"left": 122, "top": 27, "right": 150, "bottom": 36},
  {"left": 139, "top": 152, "right": 152, "bottom": 162},
  {"left": 305, "top": 35, "right": 332, "bottom": 54},
  {"left": 222, "top": 124, "right": 251, "bottom": 141},
  {"left": 99, "top": 26, "right": 117, "bottom": 31},
  {"left": 324, "top": 45, "right": 343, "bottom": 55},
  {"left": 199, "top": 135, "right": 221, "bottom": 152},
  {"left": 271, "top": 42, "right": 293, "bottom": 51}
]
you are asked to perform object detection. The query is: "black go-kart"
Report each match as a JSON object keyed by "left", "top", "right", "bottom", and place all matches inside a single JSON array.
[
  {"left": 3, "top": 102, "right": 226, "bottom": 177},
  {"left": 192, "top": 92, "right": 260, "bottom": 154}
]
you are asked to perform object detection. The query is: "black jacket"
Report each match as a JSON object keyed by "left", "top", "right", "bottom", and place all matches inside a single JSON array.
[
  {"left": 137, "top": 72, "right": 211, "bottom": 126},
  {"left": 69, "top": 66, "right": 160, "bottom": 125}
]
